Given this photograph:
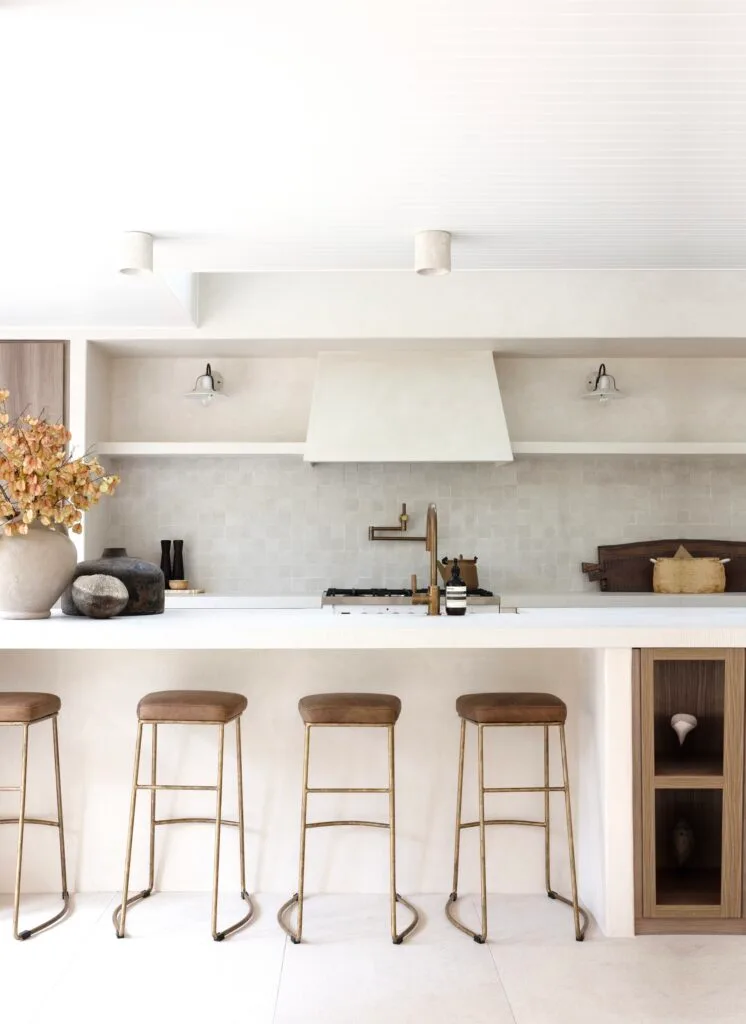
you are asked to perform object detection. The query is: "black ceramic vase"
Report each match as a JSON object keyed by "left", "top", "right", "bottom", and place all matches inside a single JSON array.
[
  {"left": 61, "top": 547, "right": 165, "bottom": 616},
  {"left": 160, "top": 539, "right": 172, "bottom": 588},
  {"left": 172, "top": 539, "right": 185, "bottom": 581}
]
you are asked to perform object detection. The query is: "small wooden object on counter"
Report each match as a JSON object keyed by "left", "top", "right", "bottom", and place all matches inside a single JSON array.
[
  {"left": 633, "top": 648, "right": 746, "bottom": 933},
  {"left": 582, "top": 538, "right": 746, "bottom": 591},
  {"left": 438, "top": 556, "right": 479, "bottom": 591},
  {"left": 168, "top": 579, "right": 190, "bottom": 591}
]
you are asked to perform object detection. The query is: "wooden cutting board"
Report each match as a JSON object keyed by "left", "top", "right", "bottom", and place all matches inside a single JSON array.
[{"left": 582, "top": 539, "right": 746, "bottom": 592}]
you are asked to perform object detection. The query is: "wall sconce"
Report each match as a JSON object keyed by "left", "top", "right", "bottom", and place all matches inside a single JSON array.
[
  {"left": 583, "top": 363, "right": 623, "bottom": 402},
  {"left": 185, "top": 364, "right": 226, "bottom": 406}
]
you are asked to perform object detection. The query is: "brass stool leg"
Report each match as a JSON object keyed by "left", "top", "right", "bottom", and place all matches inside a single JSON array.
[
  {"left": 389, "top": 722, "right": 418, "bottom": 945},
  {"left": 544, "top": 725, "right": 552, "bottom": 896},
  {"left": 477, "top": 723, "right": 488, "bottom": 943},
  {"left": 114, "top": 721, "right": 145, "bottom": 937},
  {"left": 12, "top": 724, "right": 29, "bottom": 941},
  {"left": 278, "top": 722, "right": 311, "bottom": 943},
  {"left": 236, "top": 716, "right": 248, "bottom": 902},
  {"left": 212, "top": 716, "right": 254, "bottom": 940},
  {"left": 558, "top": 723, "right": 583, "bottom": 941},
  {"left": 147, "top": 724, "right": 157, "bottom": 893},
  {"left": 51, "top": 716, "right": 70, "bottom": 913},
  {"left": 210, "top": 724, "right": 225, "bottom": 940}
]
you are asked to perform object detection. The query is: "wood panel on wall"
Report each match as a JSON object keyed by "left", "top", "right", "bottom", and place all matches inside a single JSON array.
[{"left": 0, "top": 342, "right": 66, "bottom": 424}]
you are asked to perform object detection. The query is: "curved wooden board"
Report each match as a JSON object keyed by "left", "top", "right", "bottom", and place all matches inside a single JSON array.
[{"left": 582, "top": 539, "right": 746, "bottom": 592}]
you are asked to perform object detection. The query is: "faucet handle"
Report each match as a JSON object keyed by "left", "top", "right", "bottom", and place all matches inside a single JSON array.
[{"left": 410, "top": 573, "right": 418, "bottom": 593}]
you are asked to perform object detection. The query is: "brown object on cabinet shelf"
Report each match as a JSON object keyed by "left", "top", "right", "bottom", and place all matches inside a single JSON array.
[
  {"left": 0, "top": 342, "right": 66, "bottom": 424},
  {"left": 633, "top": 648, "right": 746, "bottom": 934},
  {"left": 583, "top": 539, "right": 746, "bottom": 592}
]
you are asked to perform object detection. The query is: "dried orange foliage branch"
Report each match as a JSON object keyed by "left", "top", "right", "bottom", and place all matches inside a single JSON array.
[{"left": 0, "top": 389, "right": 119, "bottom": 537}]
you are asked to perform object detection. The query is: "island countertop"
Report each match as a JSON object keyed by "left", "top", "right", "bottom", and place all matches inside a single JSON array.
[{"left": 2, "top": 606, "right": 746, "bottom": 649}]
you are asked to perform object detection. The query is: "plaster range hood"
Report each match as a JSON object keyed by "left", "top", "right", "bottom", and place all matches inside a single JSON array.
[{"left": 304, "top": 351, "right": 514, "bottom": 463}]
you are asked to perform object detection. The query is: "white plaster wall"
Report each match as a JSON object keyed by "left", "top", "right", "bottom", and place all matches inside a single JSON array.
[
  {"left": 497, "top": 357, "right": 746, "bottom": 442},
  {"left": 0, "top": 649, "right": 615, "bottom": 930},
  {"left": 104, "top": 357, "right": 315, "bottom": 443}
]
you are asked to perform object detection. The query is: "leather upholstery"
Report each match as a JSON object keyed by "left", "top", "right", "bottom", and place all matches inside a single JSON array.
[
  {"left": 456, "top": 692, "right": 567, "bottom": 725},
  {"left": 137, "top": 690, "right": 247, "bottom": 723},
  {"left": 298, "top": 692, "right": 401, "bottom": 726},
  {"left": 0, "top": 692, "right": 61, "bottom": 723}
]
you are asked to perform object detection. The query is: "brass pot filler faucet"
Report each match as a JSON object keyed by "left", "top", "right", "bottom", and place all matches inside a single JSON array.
[{"left": 368, "top": 502, "right": 441, "bottom": 616}]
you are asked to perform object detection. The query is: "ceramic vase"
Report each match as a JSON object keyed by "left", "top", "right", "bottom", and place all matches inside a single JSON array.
[
  {"left": 671, "top": 713, "right": 698, "bottom": 746},
  {"left": 61, "top": 547, "right": 165, "bottom": 616},
  {"left": 0, "top": 521, "right": 78, "bottom": 619}
]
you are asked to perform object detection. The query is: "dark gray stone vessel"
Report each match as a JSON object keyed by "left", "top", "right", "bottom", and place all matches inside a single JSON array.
[{"left": 62, "top": 548, "right": 165, "bottom": 616}]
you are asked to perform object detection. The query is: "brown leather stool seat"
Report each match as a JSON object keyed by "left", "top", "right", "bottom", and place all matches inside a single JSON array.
[
  {"left": 298, "top": 692, "right": 401, "bottom": 726},
  {"left": 456, "top": 692, "right": 567, "bottom": 725},
  {"left": 0, "top": 692, "right": 61, "bottom": 723},
  {"left": 137, "top": 690, "right": 248, "bottom": 724}
]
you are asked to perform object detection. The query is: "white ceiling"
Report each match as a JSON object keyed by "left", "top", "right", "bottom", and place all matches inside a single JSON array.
[{"left": 3, "top": 0, "right": 746, "bottom": 282}]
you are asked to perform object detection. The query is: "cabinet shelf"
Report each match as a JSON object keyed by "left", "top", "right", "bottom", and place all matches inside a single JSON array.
[
  {"left": 654, "top": 759, "right": 724, "bottom": 789},
  {"left": 94, "top": 441, "right": 306, "bottom": 457},
  {"left": 656, "top": 868, "right": 722, "bottom": 908}
]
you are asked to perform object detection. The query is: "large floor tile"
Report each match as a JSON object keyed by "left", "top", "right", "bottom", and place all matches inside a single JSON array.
[
  {"left": 33, "top": 893, "right": 286, "bottom": 1024},
  {"left": 273, "top": 894, "right": 516, "bottom": 1024},
  {"left": 0, "top": 892, "right": 116, "bottom": 1014},
  {"left": 486, "top": 896, "right": 746, "bottom": 1024}
]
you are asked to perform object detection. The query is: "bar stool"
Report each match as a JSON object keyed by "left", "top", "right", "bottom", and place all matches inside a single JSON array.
[
  {"left": 0, "top": 692, "right": 69, "bottom": 940},
  {"left": 113, "top": 690, "right": 254, "bottom": 941},
  {"left": 446, "top": 692, "right": 588, "bottom": 943},
  {"left": 278, "top": 692, "right": 418, "bottom": 944}
]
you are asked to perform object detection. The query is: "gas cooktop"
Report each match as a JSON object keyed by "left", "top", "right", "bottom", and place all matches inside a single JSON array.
[{"left": 323, "top": 586, "right": 497, "bottom": 606}]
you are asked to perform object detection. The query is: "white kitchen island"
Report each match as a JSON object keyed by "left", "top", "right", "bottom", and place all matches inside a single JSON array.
[{"left": 2, "top": 605, "right": 745, "bottom": 940}]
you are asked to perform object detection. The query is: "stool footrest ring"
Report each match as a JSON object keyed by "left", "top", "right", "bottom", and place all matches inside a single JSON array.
[
  {"left": 278, "top": 891, "right": 419, "bottom": 945},
  {"left": 113, "top": 887, "right": 254, "bottom": 940}
]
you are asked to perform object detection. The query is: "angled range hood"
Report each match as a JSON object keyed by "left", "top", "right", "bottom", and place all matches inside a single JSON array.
[{"left": 304, "top": 351, "right": 514, "bottom": 463}]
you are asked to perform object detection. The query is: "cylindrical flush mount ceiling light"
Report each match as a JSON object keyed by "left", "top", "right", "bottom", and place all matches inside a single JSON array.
[
  {"left": 118, "top": 231, "right": 154, "bottom": 275},
  {"left": 414, "top": 230, "right": 451, "bottom": 276}
]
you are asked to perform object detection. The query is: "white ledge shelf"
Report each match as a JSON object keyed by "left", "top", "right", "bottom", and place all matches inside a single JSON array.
[
  {"left": 94, "top": 441, "right": 306, "bottom": 456},
  {"left": 511, "top": 441, "right": 746, "bottom": 455}
]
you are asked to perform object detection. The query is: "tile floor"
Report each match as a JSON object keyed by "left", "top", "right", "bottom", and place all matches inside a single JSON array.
[{"left": 1, "top": 892, "right": 744, "bottom": 1023}]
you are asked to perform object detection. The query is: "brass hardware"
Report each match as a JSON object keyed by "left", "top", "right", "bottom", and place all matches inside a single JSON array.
[
  {"left": 410, "top": 503, "right": 440, "bottom": 615},
  {"left": 446, "top": 719, "right": 588, "bottom": 943},
  {"left": 0, "top": 713, "right": 70, "bottom": 940},
  {"left": 277, "top": 722, "right": 419, "bottom": 944},
  {"left": 368, "top": 502, "right": 424, "bottom": 542},
  {"left": 113, "top": 714, "right": 254, "bottom": 941}
]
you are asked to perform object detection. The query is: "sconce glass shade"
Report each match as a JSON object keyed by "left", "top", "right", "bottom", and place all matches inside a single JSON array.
[
  {"left": 185, "top": 363, "right": 226, "bottom": 406},
  {"left": 583, "top": 363, "right": 623, "bottom": 402}
]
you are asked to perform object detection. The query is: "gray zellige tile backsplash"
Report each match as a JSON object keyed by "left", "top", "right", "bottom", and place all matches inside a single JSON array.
[{"left": 105, "top": 455, "right": 741, "bottom": 595}]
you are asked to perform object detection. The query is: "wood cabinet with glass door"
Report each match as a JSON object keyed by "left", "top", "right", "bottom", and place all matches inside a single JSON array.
[{"left": 633, "top": 649, "right": 746, "bottom": 933}]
